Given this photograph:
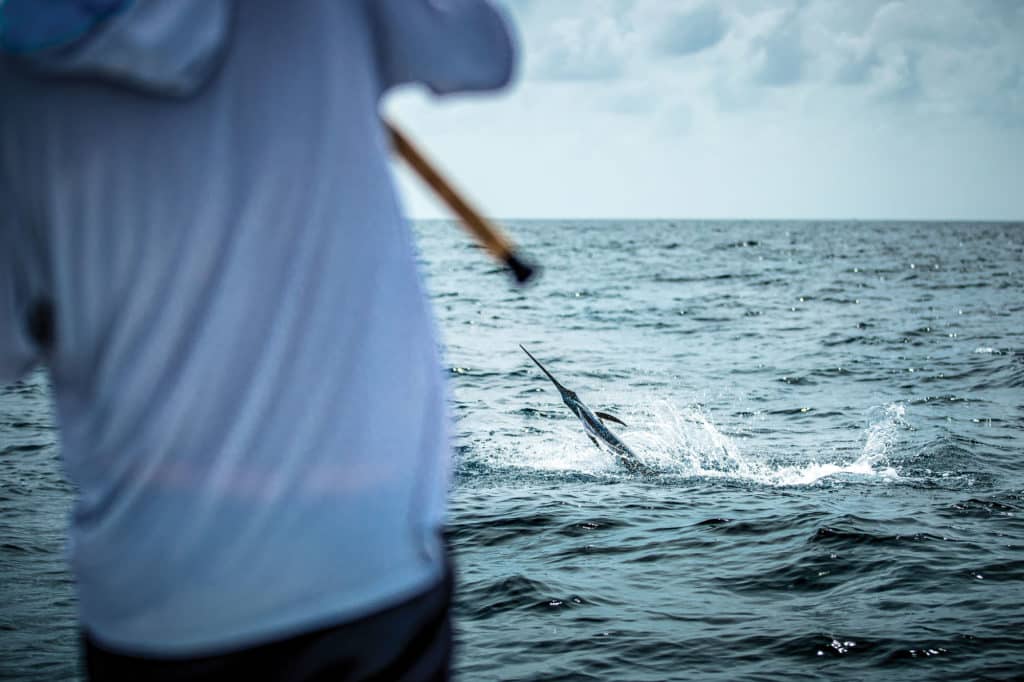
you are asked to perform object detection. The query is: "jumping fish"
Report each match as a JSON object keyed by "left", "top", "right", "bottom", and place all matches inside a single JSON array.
[{"left": 520, "top": 345, "right": 647, "bottom": 474}]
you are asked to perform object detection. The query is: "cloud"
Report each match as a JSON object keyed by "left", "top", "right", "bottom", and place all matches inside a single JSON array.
[
  {"left": 748, "top": 9, "right": 804, "bottom": 86},
  {"left": 652, "top": 4, "right": 728, "bottom": 56},
  {"left": 508, "top": 0, "right": 636, "bottom": 81},
  {"left": 833, "top": 48, "right": 878, "bottom": 86},
  {"left": 498, "top": 0, "right": 1023, "bottom": 124},
  {"left": 392, "top": 1, "right": 1024, "bottom": 220},
  {"left": 528, "top": 17, "right": 625, "bottom": 80},
  {"left": 821, "top": 1, "right": 1024, "bottom": 119},
  {"left": 868, "top": 46, "right": 920, "bottom": 102}
]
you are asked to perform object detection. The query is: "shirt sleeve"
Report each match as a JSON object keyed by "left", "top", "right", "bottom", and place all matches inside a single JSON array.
[
  {"left": 0, "top": 185, "right": 42, "bottom": 385},
  {"left": 368, "top": 0, "right": 517, "bottom": 94}
]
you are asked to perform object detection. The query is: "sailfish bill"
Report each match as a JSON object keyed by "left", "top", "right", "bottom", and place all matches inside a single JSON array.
[{"left": 520, "top": 345, "right": 648, "bottom": 474}]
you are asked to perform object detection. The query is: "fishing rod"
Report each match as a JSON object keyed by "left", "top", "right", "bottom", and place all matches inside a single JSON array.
[{"left": 386, "top": 120, "right": 538, "bottom": 285}]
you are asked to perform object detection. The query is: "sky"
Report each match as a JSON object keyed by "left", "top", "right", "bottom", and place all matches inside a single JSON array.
[{"left": 386, "top": 0, "right": 1024, "bottom": 221}]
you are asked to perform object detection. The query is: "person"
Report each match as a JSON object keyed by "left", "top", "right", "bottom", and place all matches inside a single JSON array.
[{"left": 0, "top": 0, "right": 516, "bottom": 679}]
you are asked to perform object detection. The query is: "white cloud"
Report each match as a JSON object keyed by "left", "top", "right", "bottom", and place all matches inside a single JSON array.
[
  {"left": 387, "top": 1, "right": 1024, "bottom": 220},
  {"left": 506, "top": 0, "right": 638, "bottom": 81},
  {"left": 651, "top": 3, "right": 729, "bottom": 56},
  {"left": 747, "top": 7, "right": 804, "bottom": 86}
]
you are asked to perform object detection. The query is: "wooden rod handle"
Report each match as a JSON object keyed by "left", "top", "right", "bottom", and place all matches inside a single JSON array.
[{"left": 385, "top": 120, "right": 536, "bottom": 283}]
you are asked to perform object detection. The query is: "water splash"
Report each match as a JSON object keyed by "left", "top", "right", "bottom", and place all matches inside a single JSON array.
[
  {"left": 494, "top": 399, "right": 908, "bottom": 486},
  {"left": 627, "top": 400, "right": 755, "bottom": 478},
  {"left": 627, "top": 399, "right": 905, "bottom": 486},
  {"left": 860, "top": 403, "right": 908, "bottom": 469}
]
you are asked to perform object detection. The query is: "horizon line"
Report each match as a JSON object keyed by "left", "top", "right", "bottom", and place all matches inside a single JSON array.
[{"left": 407, "top": 216, "right": 1024, "bottom": 224}]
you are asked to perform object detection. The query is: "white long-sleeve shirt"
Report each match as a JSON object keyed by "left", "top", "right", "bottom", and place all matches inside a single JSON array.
[{"left": 0, "top": 0, "right": 515, "bottom": 656}]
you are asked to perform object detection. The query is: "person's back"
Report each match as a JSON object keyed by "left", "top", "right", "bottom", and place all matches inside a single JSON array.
[{"left": 0, "top": 0, "right": 515, "bottom": 675}]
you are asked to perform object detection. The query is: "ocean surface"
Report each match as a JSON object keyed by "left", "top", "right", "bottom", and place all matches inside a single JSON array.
[{"left": 1, "top": 220, "right": 1023, "bottom": 680}]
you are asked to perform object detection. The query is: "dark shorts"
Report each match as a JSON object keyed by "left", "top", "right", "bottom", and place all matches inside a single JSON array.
[{"left": 82, "top": 563, "right": 454, "bottom": 682}]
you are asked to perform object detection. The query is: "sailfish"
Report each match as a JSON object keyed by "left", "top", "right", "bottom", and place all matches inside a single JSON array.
[{"left": 520, "top": 345, "right": 647, "bottom": 473}]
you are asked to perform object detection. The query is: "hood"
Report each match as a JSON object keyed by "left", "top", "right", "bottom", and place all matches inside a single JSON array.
[{"left": 0, "top": 0, "right": 232, "bottom": 97}]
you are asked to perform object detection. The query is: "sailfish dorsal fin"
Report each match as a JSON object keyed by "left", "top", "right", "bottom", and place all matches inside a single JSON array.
[{"left": 595, "top": 411, "right": 627, "bottom": 427}]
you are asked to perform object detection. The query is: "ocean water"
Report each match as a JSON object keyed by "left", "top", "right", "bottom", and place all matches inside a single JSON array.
[{"left": 2, "top": 220, "right": 1023, "bottom": 680}]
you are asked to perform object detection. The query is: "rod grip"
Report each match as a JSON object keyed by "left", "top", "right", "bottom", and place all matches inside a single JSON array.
[{"left": 386, "top": 120, "right": 538, "bottom": 285}]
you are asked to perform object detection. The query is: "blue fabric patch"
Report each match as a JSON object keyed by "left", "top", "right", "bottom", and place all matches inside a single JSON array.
[{"left": 0, "top": 0, "right": 128, "bottom": 54}]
